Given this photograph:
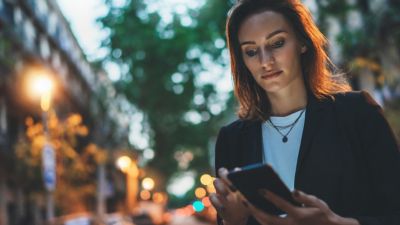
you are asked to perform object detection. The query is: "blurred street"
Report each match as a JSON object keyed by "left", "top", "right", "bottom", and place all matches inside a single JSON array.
[
  {"left": 57, "top": 210, "right": 216, "bottom": 225},
  {"left": 168, "top": 215, "right": 214, "bottom": 225}
]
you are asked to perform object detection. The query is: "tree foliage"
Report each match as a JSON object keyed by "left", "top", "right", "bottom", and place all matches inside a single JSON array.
[
  {"left": 99, "top": 0, "right": 234, "bottom": 189},
  {"left": 15, "top": 112, "right": 107, "bottom": 214},
  {"left": 316, "top": 0, "right": 400, "bottom": 89}
]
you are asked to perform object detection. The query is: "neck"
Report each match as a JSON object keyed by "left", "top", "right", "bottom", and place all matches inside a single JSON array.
[{"left": 267, "top": 83, "right": 307, "bottom": 117}]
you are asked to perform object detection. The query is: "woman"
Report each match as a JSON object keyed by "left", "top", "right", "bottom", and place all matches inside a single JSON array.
[{"left": 209, "top": 0, "right": 400, "bottom": 225}]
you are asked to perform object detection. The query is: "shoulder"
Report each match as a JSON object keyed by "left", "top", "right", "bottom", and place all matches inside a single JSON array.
[
  {"left": 331, "top": 91, "right": 387, "bottom": 128},
  {"left": 220, "top": 119, "right": 259, "bottom": 135},
  {"left": 217, "top": 119, "right": 260, "bottom": 143},
  {"left": 332, "top": 91, "right": 381, "bottom": 111},
  {"left": 222, "top": 119, "right": 251, "bottom": 130}
]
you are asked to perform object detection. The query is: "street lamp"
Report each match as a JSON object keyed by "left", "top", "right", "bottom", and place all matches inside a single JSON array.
[
  {"left": 116, "top": 155, "right": 139, "bottom": 213},
  {"left": 32, "top": 76, "right": 53, "bottom": 112},
  {"left": 28, "top": 73, "right": 56, "bottom": 221}
]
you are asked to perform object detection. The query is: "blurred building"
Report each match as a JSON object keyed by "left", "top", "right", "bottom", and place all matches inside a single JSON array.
[
  {"left": 313, "top": 0, "right": 400, "bottom": 105},
  {"left": 0, "top": 0, "right": 132, "bottom": 224}
]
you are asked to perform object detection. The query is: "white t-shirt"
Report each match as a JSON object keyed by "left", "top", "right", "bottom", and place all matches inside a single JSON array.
[{"left": 262, "top": 109, "right": 306, "bottom": 191}]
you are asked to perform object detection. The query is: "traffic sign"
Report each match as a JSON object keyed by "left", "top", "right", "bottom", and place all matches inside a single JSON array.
[{"left": 42, "top": 143, "right": 56, "bottom": 191}]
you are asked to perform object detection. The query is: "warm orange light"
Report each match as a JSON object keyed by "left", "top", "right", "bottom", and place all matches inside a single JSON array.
[
  {"left": 152, "top": 192, "right": 165, "bottom": 204},
  {"left": 195, "top": 187, "right": 207, "bottom": 199},
  {"left": 200, "top": 174, "right": 213, "bottom": 186},
  {"left": 116, "top": 156, "right": 132, "bottom": 173},
  {"left": 140, "top": 190, "right": 151, "bottom": 200},
  {"left": 31, "top": 74, "right": 53, "bottom": 97},
  {"left": 142, "top": 177, "right": 155, "bottom": 191},
  {"left": 206, "top": 184, "right": 216, "bottom": 193},
  {"left": 41, "top": 92, "right": 51, "bottom": 111},
  {"left": 27, "top": 73, "right": 54, "bottom": 111}
]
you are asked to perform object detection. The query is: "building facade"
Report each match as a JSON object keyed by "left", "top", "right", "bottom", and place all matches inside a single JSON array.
[{"left": 0, "top": 0, "right": 130, "bottom": 224}]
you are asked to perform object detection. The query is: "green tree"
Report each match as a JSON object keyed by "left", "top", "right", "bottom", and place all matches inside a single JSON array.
[
  {"left": 99, "top": 0, "right": 234, "bottom": 193},
  {"left": 15, "top": 112, "right": 107, "bottom": 214},
  {"left": 316, "top": 0, "right": 400, "bottom": 89}
]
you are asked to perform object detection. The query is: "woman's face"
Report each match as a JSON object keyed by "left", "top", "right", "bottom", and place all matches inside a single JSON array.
[{"left": 238, "top": 10, "right": 306, "bottom": 96}]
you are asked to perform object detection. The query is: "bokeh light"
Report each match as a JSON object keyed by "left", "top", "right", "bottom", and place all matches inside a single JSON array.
[
  {"left": 116, "top": 156, "right": 132, "bottom": 173},
  {"left": 195, "top": 187, "right": 206, "bottom": 199},
  {"left": 152, "top": 192, "right": 165, "bottom": 204},
  {"left": 206, "top": 183, "right": 216, "bottom": 193},
  {"left": 140, "top": 190, "right": 151, "bottom": 200},
  {"left": 142, "top": 177, "right": 155, "bottom": 190},
  {"left": 192, "top": 200, "right": 205, "bottom": 212},
  {"left": 200, "top": 173, "right": 213, "bottom": 186}
]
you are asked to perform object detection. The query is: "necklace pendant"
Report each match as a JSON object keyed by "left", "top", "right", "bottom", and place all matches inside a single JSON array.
[{"left": 282, "top": 136, "right": 288, "bottom": 143}]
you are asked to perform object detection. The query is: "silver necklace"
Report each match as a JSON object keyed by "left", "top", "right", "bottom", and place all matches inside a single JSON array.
[{"left": 268, "top": 109, "right": 305, "bottom": 143}]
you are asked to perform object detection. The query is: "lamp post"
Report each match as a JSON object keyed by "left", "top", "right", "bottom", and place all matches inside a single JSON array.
[
  {"left": 116, "top": 156, "right": 139, "bottom": 213},
  {"left": 30, "top": 74, "right": 56, "bottom": 221}
]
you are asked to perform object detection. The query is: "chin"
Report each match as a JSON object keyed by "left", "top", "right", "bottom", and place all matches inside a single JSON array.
[{"left": 259, "top": 83, "right": 283, "bottom": 94}]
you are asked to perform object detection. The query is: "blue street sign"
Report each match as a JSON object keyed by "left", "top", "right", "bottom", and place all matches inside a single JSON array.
[{"left": 42, "top": 144, "right": 56, "bottom": 191}]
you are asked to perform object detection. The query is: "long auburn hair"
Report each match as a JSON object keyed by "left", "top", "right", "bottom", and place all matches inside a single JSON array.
[{"left": 226, "top": 0, "right": 351, "bottom": 121}]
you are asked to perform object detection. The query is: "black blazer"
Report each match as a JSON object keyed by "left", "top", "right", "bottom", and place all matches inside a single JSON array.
[{"left": 215, "top": 91, "right": 400, "bottom": 225}]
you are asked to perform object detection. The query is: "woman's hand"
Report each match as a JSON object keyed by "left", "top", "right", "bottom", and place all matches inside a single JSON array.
[
  {"left": 210, "top": 167, "right": 250, "bottom": 225},
  {"left": 245, "top": 190, "right": 360, "bottom": 225}
]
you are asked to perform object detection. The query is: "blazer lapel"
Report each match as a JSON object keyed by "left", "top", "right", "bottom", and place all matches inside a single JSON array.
[
  {"left": 240, "top": 121, "right": 263, "bottom": 166},
  {"left": 238, "top": 94, "right": 328, "bottom": 170},
  {"left": 295, "top": 95, "right": 327, "bottom": 179}
]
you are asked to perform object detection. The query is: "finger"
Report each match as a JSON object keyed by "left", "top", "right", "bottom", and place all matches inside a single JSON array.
[
  {"left": 292, "top": 190, "right": 326, "bottom": 208},
  {"left": 209, "top": 193, "right": 222, "bottom": 208},
  {"left": 212, "top": 179, "right": 233, "bottom": 209},
  {"left": 218, "top": 167, "right": 237, "bottom": 192},
  {"left": 245, "top": 199, "right": 283, "bottom": 225},
  {"left": 209, "top": 193, "right": 226, "bottom": 214},
  {"left": 218, "top": 167, "right": 229, "bottom": 179},
  {"left": 213, "top": 178, "right": 230, "bottom": 196},
  {"left": 261, "top": 190, "right": 298, "bottom": 215},
  {"left": 233, "top": 191, "right": 252, "bottom": 210}
]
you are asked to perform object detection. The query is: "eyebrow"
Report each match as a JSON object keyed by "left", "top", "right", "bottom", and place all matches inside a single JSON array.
[{"left": 240, "top": 29, "right": 287, "bottom": 46}]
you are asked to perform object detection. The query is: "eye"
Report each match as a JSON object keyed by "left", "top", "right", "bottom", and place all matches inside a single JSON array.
[
  {"left": 245, "top": 49, "right": 258, "bottom": 57},
  {"left": 271, "top": 39, "right": 285, "bottom": 48}
]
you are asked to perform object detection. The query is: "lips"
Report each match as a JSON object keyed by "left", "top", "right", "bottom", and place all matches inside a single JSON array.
[{"left": 261, "top": 70, "right": 282, "bottom": 79}]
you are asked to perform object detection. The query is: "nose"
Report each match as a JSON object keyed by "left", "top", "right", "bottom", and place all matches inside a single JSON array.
[{"left": 259, "top": 49, "right": 274, "bottom": 69}]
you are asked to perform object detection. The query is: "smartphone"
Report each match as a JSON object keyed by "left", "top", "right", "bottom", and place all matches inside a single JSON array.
[{"left": 227, "top": 163, "right": 300, "bottom": 215}]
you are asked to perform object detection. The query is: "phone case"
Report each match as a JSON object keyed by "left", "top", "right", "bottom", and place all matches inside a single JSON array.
[{"left": 227, "top": 163, "right": 299, "bottom": 215}]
